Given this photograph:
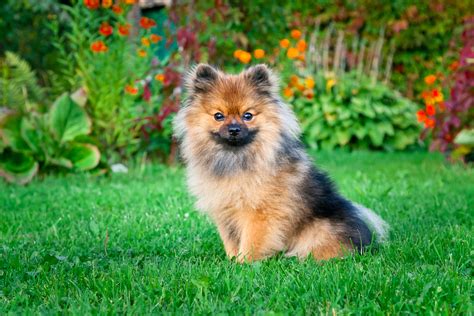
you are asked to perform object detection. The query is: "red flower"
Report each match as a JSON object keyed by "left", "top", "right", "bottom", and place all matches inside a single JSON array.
[
  {"left": 140, "top": 17, "right": 156, "bottom": 29},
  {"left": 118, "top": 24, "right": 131, "bottom": 36},
  {"left": 99, "top": 22, "right": 113, "bottom": 36},
  {"left": 84, "top": 0, "right": 100, "bottom": 9},
  {"left": 416, "top": 110, "right": 426, "bottom": 122},
  {"left": 426, "top": 104, "right": 436, "bottom": 116},
  {"left": 424, "top": 118, "right": 435, "bottom": 129},
  {"left": 90, "top": 40, "right": 108, "bottom": 53}
]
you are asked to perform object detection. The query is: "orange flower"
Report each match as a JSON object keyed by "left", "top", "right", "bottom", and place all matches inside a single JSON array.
[
  {"left": 99, "top": 22, "right": 113, "bottom": 37},
  {"left": 112, "top": 4, "right": 123, "bottom": 14},
  {"left": 424, "top": 75, "right": 436, "bottom": 85},
  {"left": 150, "top": 34, "right": 162, "bottom": 43},
  {"left": 416, "top": 110, "right": 426, "bottom": 122},
  {"left": 426, "top": 104, "right": 436, "bottom": 116},
  {"left": 102, "top": 0, "right": 112, "bottom": 8},
  {"left": 290, "top": 29, "right": 302, "bottom": 39},
  {"left": 137, "top": 49, "right": 147, "bottom": 57},
  {"left": 296, "top": 39, "right": 307, "bottom": 52},
  {"left": 424, "top": 118, "right": 435, "bottom": 129},
  {"left": 238, "top": 51, "right": 251, "bottom": 64},
  {"left": 125, "top": 85, "right": 138, "bottom": 95},
  {"left": 90, "top": 40, "right": 108, "bottom": 53},
  {"left": 283, "top": 87, "right": 294, "bottom": 98},
  {"left": 287, "top": 47, "right": 299, "bottom": 59},
  {"left": 303, "top": 89, "right": 314, "bottom": 99},
  {"left": 253, "top": 49, "right": 265, "bottom": 59},
  {"left": 279, "top": 39, "right": 290, "bottom": 49},
  {"left": 118, "top": 24, "right": 131, "bottom": 36},
  {"left": 141, "top": 37, "right": 150, "bottom": 47},
  {"left": 289, "top": 75, "right": 299, "bottom": 86},
  {"left": 438, "top": 101, "right": 446, "bottom": 112},
  {"left": 233, "top": 49, "right": 243, "bottom": 59},
  {"left": 296, "top": 83, "right": 305, "bottom": 92},
  {"left": 125, "top": 0, "right": 136, "bottom": 4},
  {"left": 449, "top": 61, "right": 459, "bottom": 71},
  {"left": 297, "top": 54, "right": 305, "bottom": 61},
  {"left": 155, "top": 74, "right": 165, "bottom": 82},
  {"left": 140, "top": 17, "right": 156, "bottom": 29},
  {"left": 84, "top": 0, "right": 100, "bottom": 9},
  {"left": 305, "top": 77, "right": 315, "bottom": 89}
]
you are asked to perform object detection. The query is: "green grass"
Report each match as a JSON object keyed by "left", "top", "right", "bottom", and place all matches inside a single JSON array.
[{"left": 1, "top": 152, "right": 472, "bottom": 314}]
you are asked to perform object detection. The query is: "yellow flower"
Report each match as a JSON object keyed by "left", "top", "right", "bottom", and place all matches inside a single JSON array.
[
  {"left": 291, "top": 29, "right": 302, "bottom": 39},
  {"left": 102, "top": 0, "right": 112, "bottom": 8},
  {"left": 424, "top": 75, "right": 436, "bottom": 85},
  {"left": 155, "top": 74, "right": 165, "bottom": 82},
  {"left": 305, "top": 77, "right": 315, "bottom": 89},
  {"left": 137, "top": 49, "right": 147, "bottom": 57},
  {"left": 125, "top": 0, "right": 135, "bottom": 4},
  {"left": 279, "top": 39, "right": 290, "bottom": 49},
  {"left": 326, "top": 78, "right": 336, "bottom": 90},
  {"left": 287, "top": 47, "right": 299, "bottom": 59},
  {"left": 283, "top": 87, "right": 294, "bottom": 98},
  {"left": 253, "top": 49, "right": 265, "bottom": 59},
  {"left": 141, "top": 37, "right": 150, "bottom": 47}
]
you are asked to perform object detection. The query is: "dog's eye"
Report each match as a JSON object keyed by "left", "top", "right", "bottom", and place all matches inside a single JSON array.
[
  {"left": 214, "top": 112, "right": 225, "bottom": 121},
  {"left": 243, "top": 112, "right": 253, "bottom": 121}
]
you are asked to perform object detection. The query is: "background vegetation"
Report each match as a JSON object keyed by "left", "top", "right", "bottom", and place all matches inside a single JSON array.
[{"left": 1, "top": 0, "right": 472, "bottom": 183}]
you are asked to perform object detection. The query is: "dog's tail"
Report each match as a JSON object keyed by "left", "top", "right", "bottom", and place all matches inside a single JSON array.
[{"left": 353, "top": 203, "right": 390, "bottom": 242}]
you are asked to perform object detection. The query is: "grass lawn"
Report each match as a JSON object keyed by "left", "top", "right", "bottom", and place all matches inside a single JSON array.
[{"left": 1, "top": 151, "right": 472, "bottom": 314}]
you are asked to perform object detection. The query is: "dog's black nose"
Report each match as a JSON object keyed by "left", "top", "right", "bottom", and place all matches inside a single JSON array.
[{"left": 228, "top": 124, "right": 241, "bottom": 136}]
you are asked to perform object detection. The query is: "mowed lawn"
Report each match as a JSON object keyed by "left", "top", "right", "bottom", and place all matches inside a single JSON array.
[{"left": 1, "top": 152, "right": 472, "bottom": 314}]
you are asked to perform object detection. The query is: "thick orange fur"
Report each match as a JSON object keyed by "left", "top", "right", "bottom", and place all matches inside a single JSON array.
[{"left": 174, "top": 64, "right": 387, "bottom": 262}]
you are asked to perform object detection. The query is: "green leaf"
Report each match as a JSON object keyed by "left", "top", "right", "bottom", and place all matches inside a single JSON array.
[
  {"left": 335, "top": 129, "right": 351, "bottom": 146},
  {"left": 0, "top": 151, "right": 38, "bottom": 184},
  {"left": 454, "top": 129, "right": 474, "bottom": 146},
  {"left": 20, "top": 117, "right": 41, "bottom": 153},
  {"left": 392, "top": 132, "right": 416, "bottom": 150},
  {"left": 0, "top": 113, "right": 30, "bottom": 151},
  {"left": 49, "top": 94, "right": 91, "bottom": 143},
  {"left": 63, "top": 143, "right": 100, "bottom": 171}
]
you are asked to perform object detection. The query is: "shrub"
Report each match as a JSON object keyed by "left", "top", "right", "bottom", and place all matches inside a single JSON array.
[
  {"left": 49, "top": 1, "right": 172, "bottom": 162},
  {"left": 418, "top": 17, "right": 474, "bottom": 162},
  {"left": 288, "top": 72, "right": 419, "bottom": 150},
  {"left": 0, "top": 91, "right": 100, "bottom": 184}
]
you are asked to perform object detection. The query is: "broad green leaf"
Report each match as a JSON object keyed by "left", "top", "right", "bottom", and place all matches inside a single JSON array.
[
  {"left": 335, "top": 129, "right": 351, "bottom": 146},
  {"left": 49, "top": 94, "right": 91, "bottom": 143},
  {"left": 0, "top": 113, "right": 30, "bottom": 151},
  {"left": 63, "top": 143, "right": 100, "bottom": 171},
  {"left": 0, "top": 151, "right": 38, "bottom": 184},
  {"left": 392, "top": 132, "right": 416, "bottom": 150},
  {"left": 20, "top": 117, "right": 41, "bottom": 153},
  {"left": 368, "top": 126, "right": 384, "bottom": 146},
  {"left": 454, "top": 129, "right": 474, "bottom": 146}
]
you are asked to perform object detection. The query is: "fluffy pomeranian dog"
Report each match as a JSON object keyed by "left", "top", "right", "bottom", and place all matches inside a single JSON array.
[{"left": 174, "top": 64, "right": 389, "bottom": 262}]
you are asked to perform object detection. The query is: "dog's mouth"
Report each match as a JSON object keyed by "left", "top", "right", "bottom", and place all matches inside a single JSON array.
[{"left": 211, "top": 129, "right": 258, "bottom": 148}]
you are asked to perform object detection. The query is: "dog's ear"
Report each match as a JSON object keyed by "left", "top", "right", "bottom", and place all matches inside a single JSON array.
[
  {"left": 243, "top": 64, "right": 279, "bottom": 96},
  {"left": 184, "top": 64, "right": 220, "bottom": 95}
]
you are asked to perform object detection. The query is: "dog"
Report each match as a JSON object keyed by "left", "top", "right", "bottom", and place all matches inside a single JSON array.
[{"left": 173, "top": 64, "right": 389, "bottom": 262}]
